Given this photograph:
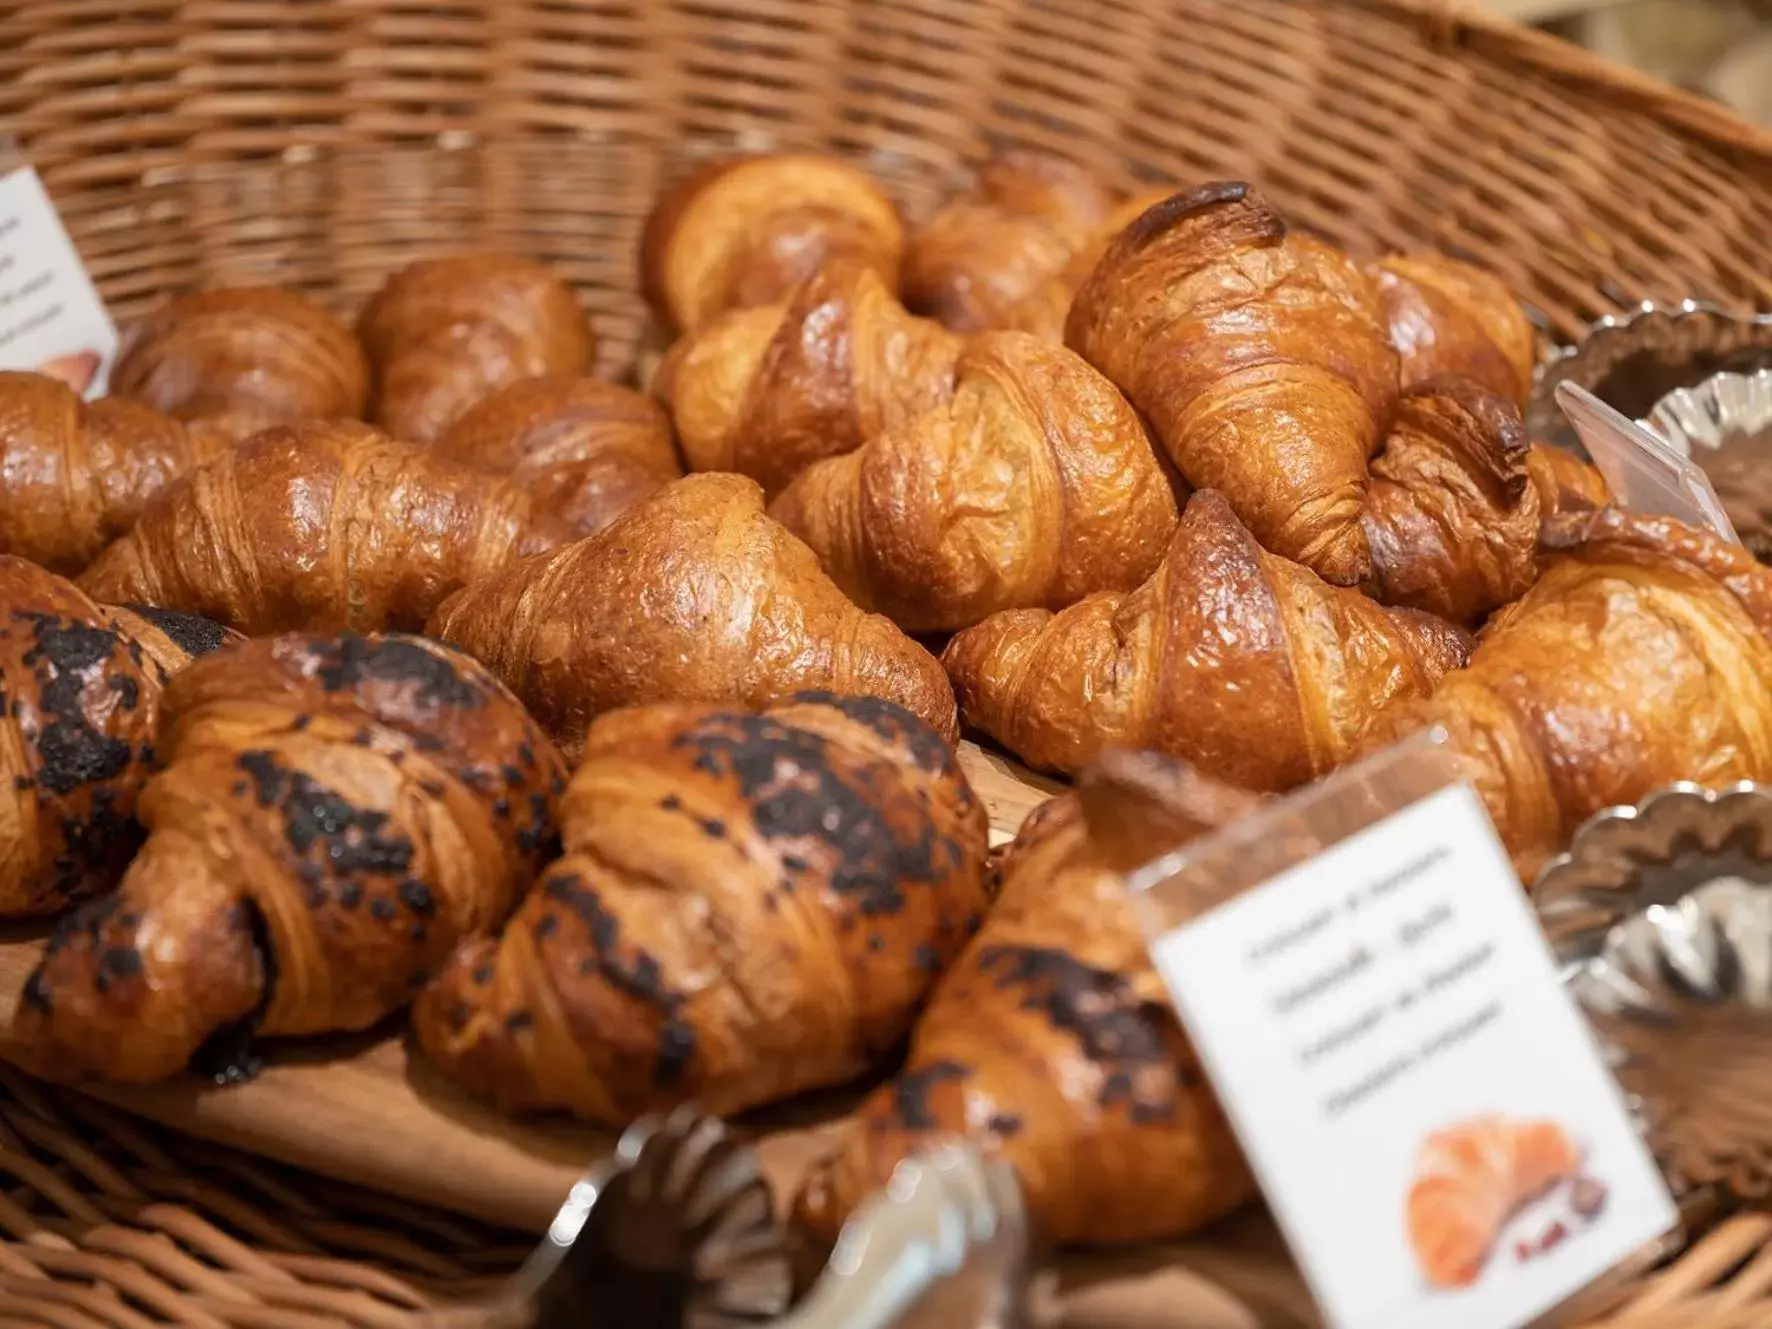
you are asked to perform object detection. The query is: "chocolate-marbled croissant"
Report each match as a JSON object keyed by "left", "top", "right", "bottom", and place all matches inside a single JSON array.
[{"left": 413, "top": 694, "right": 989, "bottom": 1122}]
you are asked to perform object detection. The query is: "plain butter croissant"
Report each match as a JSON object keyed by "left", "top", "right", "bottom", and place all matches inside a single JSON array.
[
  {"left": 943, "top": 489, "right": 1469, "bottom": 788},
  {"left": 0, "top": 557, "right": 237, "bottom": 917},
  {"left": 413, "top": 694, "right": 989, "bottom": 1121},
  {"left": 1362, "top": 377, "right": 1541, "bottom": 624},
  {"left": 110, "top": 287, "right": 369, "bottom": 446},
  {"left": 800, "top": 749, "right": 1257, "bottom": 1247},
  {"left": 1368, "top": 253, "right": 1537, "bottom": 407},
  {"left": 901, "top": 149, "right": 1114, "bottom": 337},
  {"left": 0, "top": 371, "right": 223, "bottom": 573},
  {"left": 13, "top": 632, "right": 567, "bottom": 1083},
  {"left": 655, "top": 263, "right": 961, "bottom": 497},
  {"left": 640, "top": 153, "right": 904, "bottom": 336},
  {"left": 771, "top": 331, "right": 1180, "bottom": 632},
  {"left": 1067, "top": 183, "right": 1398, "bottom": 585},
  {"left": 357, "top": 255, "right": 595, "bottom": 445},
  {"left": 1366, "top": 507, "right": 1772, "bottom": 882},
  {"left": 434, "top": 375, "right": 682, "bottom": 537},
  {"left": 428, "top": 473, "right": 958, "bottom": 756},
  {"left": 78, "top": 420, "right": 564, "bottom": 635}
]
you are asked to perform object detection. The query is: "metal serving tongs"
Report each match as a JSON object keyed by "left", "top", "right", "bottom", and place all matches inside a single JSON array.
[{"left": 423, "top": 1108, "right": 1031, "bottom": 1329}]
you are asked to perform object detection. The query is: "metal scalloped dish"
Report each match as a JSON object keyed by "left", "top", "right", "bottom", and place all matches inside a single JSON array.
[
  {"left": 1527, "top": 302, "right": 1772, "bottom": 456},
  {"left": 1534, "top": 782, "right": 1772, "bottom": 1202},
  {"left": 1649, "top": 369, "right": 1772, "bottom": 562}
]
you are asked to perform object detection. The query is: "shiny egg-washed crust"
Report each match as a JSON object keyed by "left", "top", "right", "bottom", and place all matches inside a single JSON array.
[
  {"left": 1526, "top": 443, "right": 1611, "bottom": 520},
  {"left": 78, "top": 420, "right": 567, "bottom": 636},
  {"left": 434, "top": 375, "right": 682, "bottom": 538},
  {"left": 1367, "top": 507, "right": 1772, "bottom": 883},
  {"left": 357, "top": 255, "right": 594, "bottom": 446},
  {"left": 1067, "top": 183, "right": 1399, "bottom": 587},
  {"left": 655, "top": 262, "right": 962, "bottom": 498},
  {"left": 428, "top": 473, "right": 958, "bottom": 757},
  {"left": 799, "top": 748, "right": 1257, "bottom": 1248},
  {"left": 0, "top": 558, "right": 235, "bottom": 917},
  {"left": 413, "top": 693, "right": 989, "bottom": 1122},
  {"left": 1362, "top": 376, "right": 1541, "bottom": 624},
  {"left": 942, "top": 489, "right": 1470, "bottom": 789},
  {"left": 639, "top": 154, "right": 905, "bottom": 336},
  {"left": 1368, "top": 253, "right": 1538, "bottom": 408},
  {"left": 12, "top": 632, "right": 568, "bottom": 1084},
  {"left": 0, "top": 372, "right": 225, "bottom": 574},
  {"left": 771, "top": 331, "right": 1180, "bottom": 633},
  {"left": 901, "top": 149, "right": 1114, "bottom": 337},
  {"left": 109, "top": 287, "right": 370, "bottom": 445}
]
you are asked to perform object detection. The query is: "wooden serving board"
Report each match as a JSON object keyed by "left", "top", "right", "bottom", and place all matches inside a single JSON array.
[{"left": 0, "top": 741, "right": 1318, "bottom": 1327}]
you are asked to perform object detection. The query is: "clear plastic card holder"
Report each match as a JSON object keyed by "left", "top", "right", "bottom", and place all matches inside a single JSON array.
[
  {"left": 1125, "top": 728, "right": 1461, "bottom": 935},
  {"left": 1555, "top": 381, "right": 1740, "bottom": 542}
]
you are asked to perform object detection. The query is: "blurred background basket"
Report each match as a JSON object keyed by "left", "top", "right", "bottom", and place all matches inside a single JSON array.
[{"left": 0, "top": 0, "right": 1770, "bottom": 1324}]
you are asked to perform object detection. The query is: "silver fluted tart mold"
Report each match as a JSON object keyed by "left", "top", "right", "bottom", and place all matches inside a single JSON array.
[
  {"left": 1534, "top": 782, "right": 1772, "bottom": 1201},
  {"left": 1648, "top": 369, "right": 1772, "bottom": 560},
  {"left": 1527, "top": 302, "right": 1772, "bottom": 457}
]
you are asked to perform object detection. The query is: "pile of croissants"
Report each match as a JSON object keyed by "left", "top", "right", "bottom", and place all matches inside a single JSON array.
[{"left": 2, "top": 146, "right": 1768, "bottom": 1252}]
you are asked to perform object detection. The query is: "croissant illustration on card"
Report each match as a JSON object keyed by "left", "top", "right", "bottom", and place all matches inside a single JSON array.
[{"left": 35, "top": 350, "right": 101, "bottom": 394}]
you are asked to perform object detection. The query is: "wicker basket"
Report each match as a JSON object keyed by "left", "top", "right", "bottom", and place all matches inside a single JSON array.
[{"left": 2, "top": 1, "right": 1771, "bottom": 1324}]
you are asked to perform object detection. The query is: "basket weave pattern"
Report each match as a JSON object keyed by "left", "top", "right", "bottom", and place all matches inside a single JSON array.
[{"left": 0, "top": 1, "right": 1770, "bottom": 1324}]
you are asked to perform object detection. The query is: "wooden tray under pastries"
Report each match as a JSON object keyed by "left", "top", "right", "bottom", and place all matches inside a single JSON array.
[{"left": 0, "top": 741, "right": 1316, "bottom": 1327}]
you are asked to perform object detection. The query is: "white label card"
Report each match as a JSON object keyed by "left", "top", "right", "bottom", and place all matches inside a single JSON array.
[
  {"left": 1148, "top": 782, "right": 1675, "bottom": 1329},
  {"left": 0, "top": 166, "right": 118, "bottom": 397}
]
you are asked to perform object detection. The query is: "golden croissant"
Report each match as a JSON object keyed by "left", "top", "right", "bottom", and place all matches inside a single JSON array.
[
  {"left": 1367, "top": 506, "right": 1772, "bottom": 882},
  {"left": 771, "top": 331, "right": 1180, "bottom": 632},
  {"left": 78, "top": 420, "right": 564, "bottom": 635},
  {"left": 413, "top": 694, "right": 989, "bottom": 1121},
  {"left": 0, "top": 557, "right": 238, "bottom": 917},
  {"left": 0, "top": 371, "right": 223, "bottom": 573},
  {"left": 1368, "top": 253, "right": 1537, "bottom": 407},
  {"left": 357, "top": 255, "right": 594, "bottom": 445},
  {"left": 434, "top": 374, "right": 682, "bottom": 537},
  {"left": 110, "top": 287, "right": 370, "bottom": 446},
  {"left": 655, "top": 263, "right": 961, "bottom": 496},
  {"left": 1362, "top": 377, "right": 1541, "bottom": 624},
  {"left": 640, "top": 153, "right": 904, "bottom": 336},
  {"left": 1067, "top": 183, "right": 1399, "bottom": 585},
  {"left": 800, "top": 748, "right": 1257, "bottom": 1247},
  {"left": 428, "top": 473, "right": 958, "bottom": 756},
  {"left": 13, "top": 632, "right": 567, "bottom": 1083},
  {"left": 901, "top": 149, "right": 1115, "bottom": 336},
  {"left": 943, "top": 489, "right": 1469, "bottom": 788}
]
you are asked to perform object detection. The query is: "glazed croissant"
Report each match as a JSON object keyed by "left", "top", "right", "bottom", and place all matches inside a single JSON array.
[
  {"left": 78, "top": 421, "right": 564, "bottom": 635},
  {"left": 110, "top": 287, "right": 369, "bottom": 446},
  {"left": 640, "top": 153, "right": 905, "bottom": 336},
  {"left": 943, "top": 489, "right": 1469, "bottom": 788},
  {"left": 799, "top": 748, "right": 1257, "bottom": 1247},
  {"left": 13, "top": 632, "right": 567, "bottom": 1084},
  {"left": 428, "top": 473, "right": 958, "bottom": 755},
  {"left": 901, "top": 149, "right": 1114, "bottom": 336},
  {"left": 413, "top": 694, "right": 989, "bottom": 1121},
  {"left": 357, "top": 256, "right": 595, "bottom": 446},
  {"left": 1366, "top": 507, "right": 1772, "bottom": 882},
  {"left": 771, "top": 331, "right": 1180, "bottom": 632},
  {"left": 655, "top": 263, "right": 962, "bottom": 497},
  {"left": 0, "top": 557, "right": 238, "bottom": 917},
  {"left": 0, "top": 371, "right": 223, "bottom": 573},
  {"left": 1362, "top": 377, "right": 1541, "bottom": 624},
  {"left": 1067, "top": 183, "right": 1398, "bottom": 585},
  {"left": 1368, "top": 253, "right": 1537, "bottom": 407},
  {"left": 434, "top": 375, "right": 682, "bottom": 537},
  {"left": 1527, "top": 442, "right": 1611, "bottom": 519}
]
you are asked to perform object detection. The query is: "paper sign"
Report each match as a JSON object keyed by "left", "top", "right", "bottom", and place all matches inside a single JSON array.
[
  {"left": 0, "top": 166, "right": 118, "bottom": 397},
  {"left": 1131, "top": 736, "right": 1676, "bottom": 1329},
  {"left": 1556, "top": 381, "right": 1739, "bottom": 541}
]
